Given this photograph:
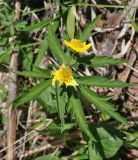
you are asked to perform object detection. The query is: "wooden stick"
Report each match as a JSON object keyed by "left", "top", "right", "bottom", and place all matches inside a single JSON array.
[
  {"left": 7, "top": 1, "right": 20, "bottom": 159},
  {"left": 7, "top": 53, "right": 18, "bottom": 160}
]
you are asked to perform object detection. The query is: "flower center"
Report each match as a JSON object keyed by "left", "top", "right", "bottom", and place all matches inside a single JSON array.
[
  {"left": 60, "top": 67, "right": 72, "bottom": 82},
  {"left": 71, "top": 39, "right": 84, "bottom": 48},
  {"left": 52, "top": 65, "right": 78, "bottom": 86}
]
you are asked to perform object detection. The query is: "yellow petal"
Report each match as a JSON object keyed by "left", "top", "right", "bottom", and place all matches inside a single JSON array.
[
  {"left": 64, "top": 40, "right": 71, "bottom": 47},
  {"left": 64, "top": 39, "right": 92, "bottom": 54}
]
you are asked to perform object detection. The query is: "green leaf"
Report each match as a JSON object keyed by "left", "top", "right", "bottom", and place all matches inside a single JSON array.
[
  {"left": 78, "top": 55, "right": 125, "bottom": 67},
  {"left": 16, "top": 69, "right": 51, "bottom": 78},
  {"left": 35, "top": 155, "right": 59, "bottom": 160},
  {"left": 80, "top": 89, "right": 112, "bottom": 101},
  {"left": 68, "top": 88, "right": 95, "bottom": 140},
  {"left": 125, "top": 126, "right": 138, "bottom": 148},
  {"left": 52, "top": 18, "right": 60, "bottom": 33},
  {"left": 22, "top": 20, "right": 49, "bottom": 32},
  {"left": 56, "top": 85, "right": 66, "bottom": 130},
  {"left": 41, "top": 128, "right": 62, "bottom": 138},
  {"left": 20, "top": 42, "right": 40, "bottom": 49},
  {"left": 14, "top": 80, "right": 51, "bottom": 107},
  {"left": 33, "top": 38, "right": 48, "bottom": 70},
  {"left": 0, "top": 83, "right": 8, "bottom": 101},
  {"left": 80, "top": 87, "right": 128, "bottom": 124},
  {"left": 46, "top": 26, "right": 66, "bottom": 65},
  {"left": 0, "top": 51, "right": 10, "bottom": 64},
  {"left": 41, "top": 121, "right": 75, "bottom": 138},
  {"left": 22, "top": 48, "right": 33, "bottom": 71},
  {"left": 14, "top": 20, "right": 27, "bottom": 30},
  {"left": 74, "top": 144, "right": 88, "bottom": 159},
  {"left": 100, "top": 112, "right": 112, "bottom": 121},
  {"left": 36, "top": 86, "right": 58, "bottom": 114},
  {"left": 88, "top": 141, "right": 95, "bottom": 160},
  {"left": 77, "top": 76, "right": 131, "bottom": 88},
  {"left": 89, "top": 141, "right": 101, "bottom": 160},
  {"left": 81, "top": 15, "right": 101, "bottom": 41},
  {"left": 67, "top": 5, "right": 76, "bottom": 39},
  {"left": 40, "top": 121, "right": 63, "bottom": 138},
  {"left": 77, "top": 0, "right": 83, "bottom": 3},
  {"left": 91, "top": 56, "right": 126, "bottom": 67},
  {"left": 89, "top": 124, "right": 123, "bottom": 159},
  {"left": 61, "top": 123, "right": 76, "bottom": 131}
]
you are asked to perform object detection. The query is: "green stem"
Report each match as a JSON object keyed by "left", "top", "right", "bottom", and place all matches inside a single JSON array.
[{"left": 55, "top": 82, "right": 59, "bottom": 109}]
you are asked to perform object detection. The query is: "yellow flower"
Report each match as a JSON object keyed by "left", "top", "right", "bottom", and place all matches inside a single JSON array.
[
  {"left": 52, "top": 65, "right": 78, "bottom": 87},
  {"left": 64, "top": 39, "right": 91, "bottom": 53}
]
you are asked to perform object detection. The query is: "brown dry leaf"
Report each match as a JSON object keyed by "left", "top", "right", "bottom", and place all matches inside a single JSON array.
[
  {"left": 101, "top": 10, "right": 124, "bottom": 28},
  {"left": 97, "top": 11, "right": 106, "bottom": 28}
]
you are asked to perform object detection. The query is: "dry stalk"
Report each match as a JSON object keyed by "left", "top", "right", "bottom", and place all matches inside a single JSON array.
[
  {"left": 7, "top": 53, "right": 18, "bottom": 160},
  {"left": 20, "top": 144, "right": 59, "bottom": 159},
  {"left": 7, "top": 1, "right": 20, "bottom": 160}
]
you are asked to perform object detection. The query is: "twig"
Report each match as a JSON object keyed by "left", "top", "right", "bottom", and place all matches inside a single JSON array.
[
  {"left": 1, "top": 122, "right": 48, "bottom": 160},
  {"left": 126, "top": 91, "right": 138, "bottom": 101},
  {"left": 123, "top": 63, "right": 138, "bottom": 74},
  {"left": 20, "top": 144, "right": 62, "bottom": 159}
]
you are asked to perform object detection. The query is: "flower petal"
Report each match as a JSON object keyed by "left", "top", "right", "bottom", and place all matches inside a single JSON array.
[{"left": 64, "top": 39, "right": 92, "bottom": 53}]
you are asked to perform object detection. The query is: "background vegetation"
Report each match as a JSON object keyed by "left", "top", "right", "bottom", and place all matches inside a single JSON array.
[{"left": 0, "top": 0, "right": 138, "bottom": 159}]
